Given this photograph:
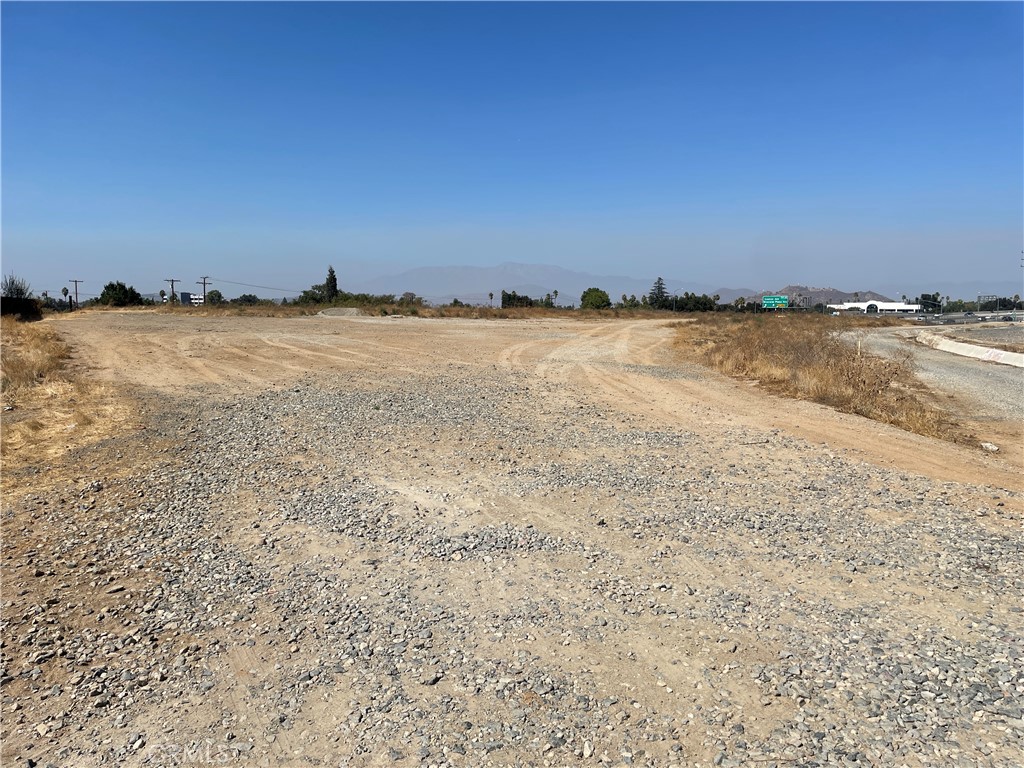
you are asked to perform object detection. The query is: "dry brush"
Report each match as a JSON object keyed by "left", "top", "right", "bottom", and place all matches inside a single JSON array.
[{"left": 675, "top": 313, "right": 965, "bottom": 442}]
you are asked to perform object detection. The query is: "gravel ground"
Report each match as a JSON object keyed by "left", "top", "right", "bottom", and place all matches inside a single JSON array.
[
  {"left": 854, "top": 328, "right": 1024, "bottom": 426},
  {"left": 946, "top": 325, "right": 1024, "bottom": 350},
  {"left": 2, "top": 315, "right": 1022, "bottom": 768}
]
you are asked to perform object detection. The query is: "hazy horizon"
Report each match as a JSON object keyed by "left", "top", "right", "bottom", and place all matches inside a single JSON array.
[{"left": 3, "top": 3, "right": 1021, "bottom": 302}]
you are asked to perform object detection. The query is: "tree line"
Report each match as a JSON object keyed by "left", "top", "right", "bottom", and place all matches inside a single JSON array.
[
  {"left": 9, "top": 268, "right": 1019, "bottom": 314},
  {"left": 912, "top": 292, "right": 1023, "bottom": 313},
  {"left": 0, "top": 269, "right": 754, "bottom": 315},
  {"left": 503, "top": 278, "right": 724, "bottom": 312}
]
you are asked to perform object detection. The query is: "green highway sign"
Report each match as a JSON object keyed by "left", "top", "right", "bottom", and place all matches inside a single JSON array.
[{"left": 761, "top": 295, "right": 789, "bottom": 309}]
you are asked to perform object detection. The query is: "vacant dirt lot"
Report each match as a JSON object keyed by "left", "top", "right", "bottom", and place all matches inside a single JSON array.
[{"left": 3, "top": 311, "right": 1022, "bottom": 767}]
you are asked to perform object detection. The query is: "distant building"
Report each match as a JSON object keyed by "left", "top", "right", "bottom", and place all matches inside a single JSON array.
[{"left": 827, "top": 301, "right": 920, "bottom": 314}]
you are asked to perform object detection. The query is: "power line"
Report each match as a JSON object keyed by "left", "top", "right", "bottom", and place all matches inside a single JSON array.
[
  {"left": 208, "top": 277, "right": 305, "bottom": 294},
  {"left": 42, "top": 290, "right": 98, "bottom": 298},
  {"left": 69, "top": 279, "right": 83, "bottom": 310},
  {"left": 165, "top": 278, "right": 180, "bottom": 304},
  {"left": 197, "top": 276, "right": 212, "bottom": 303}
]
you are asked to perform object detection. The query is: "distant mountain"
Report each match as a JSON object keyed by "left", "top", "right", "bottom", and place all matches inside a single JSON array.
[
  {"left": 349, "top": 262, "right": 750, "bottom": 306},
  {"left": 769, "top": 285, "right": 893, "bottom": 308}
]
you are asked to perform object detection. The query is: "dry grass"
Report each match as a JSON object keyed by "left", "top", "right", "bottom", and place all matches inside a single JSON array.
[
  {"left": 84, "top": 303, "right": 668, "bottom": 320},
  {"left": 674, "top": 313, "right": 966, "bottom": 442},
  {"left": 1, "top": 317, "right": 136, "bottom": 486},
  {"left": 1, "top": 316, "right": 71, "bottom": 391},
  {"left": 399, "top": 305, "right": 598, "bottom": 320},
  {"left": 388, "top": 305, "right": 683, "bottom": 320},
  {"left": 159, "top": 303, "right": 621, "bottom": 320},
  {"left": 154, "top": 303, "right": 319, "bottom": 318}
]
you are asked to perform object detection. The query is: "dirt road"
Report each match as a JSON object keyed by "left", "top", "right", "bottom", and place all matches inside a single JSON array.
[
  {"left": 49, "top": 312, "right": 1024, "bottom": 485},
  {"left": 3, "top": 311, "right": 1022, "bottom": 767}
]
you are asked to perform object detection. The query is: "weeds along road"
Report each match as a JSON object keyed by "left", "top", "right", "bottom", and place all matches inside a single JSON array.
[{"left": 3, "top": 311, "right": 1022, "bottom": 768}]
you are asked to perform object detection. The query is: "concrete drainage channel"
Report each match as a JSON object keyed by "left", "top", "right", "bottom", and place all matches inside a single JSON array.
[{"left": 915, "top": 331, "right": 1024, "bottom": 368}]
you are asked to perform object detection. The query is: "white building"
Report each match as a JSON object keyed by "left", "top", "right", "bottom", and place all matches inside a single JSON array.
[{"left": 827, "top": 301, "right": 921, "bottom": 314}]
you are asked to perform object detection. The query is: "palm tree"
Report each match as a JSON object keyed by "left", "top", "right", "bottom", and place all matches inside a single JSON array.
[
  {"left": 488, "top": 292, "right": 494, "bottom": 307},
  {"left": 552, "top": 289, "right": 558, "bottom": 306},
  {"left": 62, "top": 286, "right": 69, "bottom": 310}
]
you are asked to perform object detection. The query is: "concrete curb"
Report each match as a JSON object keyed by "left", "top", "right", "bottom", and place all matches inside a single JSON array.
[
  {"left": 916, "top": 331, "right": 1024, "bottom": 368},
  {"left": 317, "top": 308, "right": 367, "bottom": 317}
]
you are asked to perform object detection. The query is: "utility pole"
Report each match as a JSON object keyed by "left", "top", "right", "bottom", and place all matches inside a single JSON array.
[
  {"left": 197, "top": 276, "right": 211, "bottom": 304},
  {"left": 165, "top": 278, "right": 180, "bottom": 305},
  {"left": 69, "top": 279, "right": 83, "bottom": 310}
]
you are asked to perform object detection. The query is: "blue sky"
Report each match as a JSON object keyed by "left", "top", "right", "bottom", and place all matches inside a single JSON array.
[{"left": 3, "top": 1, "right": 1022, "bottom": 300}]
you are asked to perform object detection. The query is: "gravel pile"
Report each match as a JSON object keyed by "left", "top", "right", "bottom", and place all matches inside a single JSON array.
[{"left": 3, "top": 361, "right": 1021, "bottom": 767}]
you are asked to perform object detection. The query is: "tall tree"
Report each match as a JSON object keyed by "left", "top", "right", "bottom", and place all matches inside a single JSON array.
[
  {"left": 98, "top": 281, "right": 144, "bottom": 306},
  {"left": 580, "top": 287, "right": 611, "bottom": 310},
  {"left": 501, "top": 290, "right": 534, "bottom": 308},
  {"left": 325, "top": 265, "right": 339, "bottom": 301},
  {"left": 1, "top": 274, "right": 32, "bottom": 298},
  {"left": 648, "top": 277, "right": 668, "bottom": 310}
]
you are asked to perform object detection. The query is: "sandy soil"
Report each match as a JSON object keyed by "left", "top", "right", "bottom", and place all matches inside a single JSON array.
[
  {"left": 2, "top": 310, "right": 1022, "bottom": 767},
  {"left": 50, "top": 311, "right": 1023, "bottom": 489}
]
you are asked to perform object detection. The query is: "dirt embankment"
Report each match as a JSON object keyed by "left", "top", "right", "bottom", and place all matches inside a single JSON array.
[{"left": 2, "top": 312, "right": 1021, "bottom": 768}]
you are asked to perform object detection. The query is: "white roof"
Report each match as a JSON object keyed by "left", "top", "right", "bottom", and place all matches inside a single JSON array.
[{"left": 827, "top": 301, "right": 921, "bottom": 311}]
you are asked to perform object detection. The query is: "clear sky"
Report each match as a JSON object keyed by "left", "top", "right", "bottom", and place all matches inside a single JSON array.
[{"left": 3, "top": 1, "right": 1022, "bottom": 300}]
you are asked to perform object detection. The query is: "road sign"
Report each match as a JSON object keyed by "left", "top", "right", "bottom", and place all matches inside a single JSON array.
[{"left": 761, "top": 295, "right": 789, "bottom": 309}]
